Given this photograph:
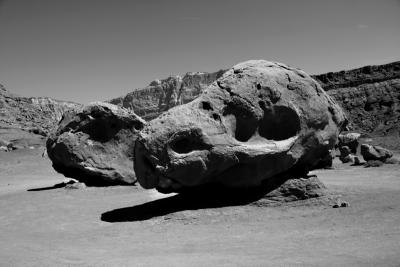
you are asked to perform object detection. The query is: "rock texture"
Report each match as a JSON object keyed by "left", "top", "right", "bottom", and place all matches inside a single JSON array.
[
  {"left": 47, "top": 102, "right": 145, "bottom": 185},
  {"left": 0, "top": 84, "right": 81, "bottom": 135},
  {"left": 134, "top": 60, "right": 346, "bottom": 193},
  {"left": 109, "top": 70, "right": 226, "bottom": 120},
  {"left": 313, "top": 61, "right": 400, "bottom": 134}
]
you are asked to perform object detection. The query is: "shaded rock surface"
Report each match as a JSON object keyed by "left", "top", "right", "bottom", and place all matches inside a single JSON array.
[
  {"left": 134, "top": 60, "right": 346, "bottom": 193},
  {"left": 47, "top": 102, "right": 145, "bottom": 185},
  {"left": 109, "top": 70, "right": 226, "bottom": 120},
  {"left": 0, "top": 84, "right": 82, "bottom": 135},
  {"left": 339, "top": 146, "right": 353, "bottom": 163}
]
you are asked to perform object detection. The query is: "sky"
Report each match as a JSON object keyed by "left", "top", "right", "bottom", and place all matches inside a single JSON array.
[{"left": 0, "top": 0, "right": 399, "bottom": 104}]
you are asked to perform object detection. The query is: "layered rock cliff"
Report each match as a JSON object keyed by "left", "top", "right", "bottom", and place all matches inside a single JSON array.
[
  {"left": 312, "top": 61, "right": 400, "bottom": 135},
  {"left": 109, "top": 70, "right": 226, "bottom": 120},
  {"left": 0, "top": 84, "right": 82, "bottom": 135}
]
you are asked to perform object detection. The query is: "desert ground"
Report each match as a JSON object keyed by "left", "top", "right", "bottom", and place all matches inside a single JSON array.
[{"left": 1, "top": 147, "right": 400, "bottom": 267}]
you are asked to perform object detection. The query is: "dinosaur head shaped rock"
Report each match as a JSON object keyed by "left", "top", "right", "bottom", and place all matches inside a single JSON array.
[{"left": 134, "top": 60, "right": 346, "bottom": 193}]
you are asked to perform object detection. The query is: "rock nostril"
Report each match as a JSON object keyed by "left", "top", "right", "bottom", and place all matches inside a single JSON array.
[{"left": 170, "top": 137, "right": 211, "bottom": 154}]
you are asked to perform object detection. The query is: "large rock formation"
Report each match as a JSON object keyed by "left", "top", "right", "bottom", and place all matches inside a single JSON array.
[
  {"left": 109, "top": 62, "right": 400, "bottom": 140},
  {"left": 109, "top": 70, "right": 226, "bottom": 120},
  {"left": 312, "top": 61, "right": 400, "bottom": 134},
  {"left": 134, "top": 60, "right": 346, "bottom": 193},
  {"left": 0, "top": 84, "right": 81, "bottom": 135},
  {"left": 47, "top": 102, "right": 145, "bottom": 185}
]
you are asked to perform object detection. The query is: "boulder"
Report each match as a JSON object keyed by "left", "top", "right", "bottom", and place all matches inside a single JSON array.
[
  {"left": 134, "top": 60, "right": 346, "bottom": 193},
  {"left": 338, "top": 132, "right": 360, "bottom": 154},
  {"left": 263, "top": 176, "right": 326, "bottom": 202},
  {"left": 360, "top": 144, "right": 393, "bottom": 162},
  {"left": 47, "top": 102, "right": 145, "bottom": 185}
]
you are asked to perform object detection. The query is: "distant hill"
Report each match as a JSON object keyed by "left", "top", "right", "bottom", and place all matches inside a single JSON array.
[
  {"left": 108, "top": 70, "right": 226, "bottom": 120},
  {"left": 0, "top": 84, "right": 82, "bottom": 136}
]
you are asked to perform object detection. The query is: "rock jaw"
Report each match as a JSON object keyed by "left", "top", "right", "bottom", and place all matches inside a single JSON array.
[{"left": 134, "top": 60, "right": 346, "bottom": 194}]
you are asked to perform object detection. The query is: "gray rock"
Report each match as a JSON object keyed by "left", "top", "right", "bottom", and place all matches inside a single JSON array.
[
  {"left": 360, "top": 144, "right": 393, "bottom": 162},
  {"left": 47, "top": 102, "right": 145, "bottom": 185},
  {"left": 134, "top": 60, "right": 346, "bottom": 193}
]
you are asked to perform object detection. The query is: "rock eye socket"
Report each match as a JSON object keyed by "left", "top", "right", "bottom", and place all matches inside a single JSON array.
[{"left": 259, "top": 106, "right": 301, "bottom": 140}]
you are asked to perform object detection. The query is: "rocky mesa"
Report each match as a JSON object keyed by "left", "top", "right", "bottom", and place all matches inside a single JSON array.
[
  {"left": 108, "top": 70, "right": 226, "bottom": 120},
  {"left": 312, "top": 61, "right": 400, "bottom": 135},
  {"left": 0, "top": 84, "right": 82, "bottom": 135}
]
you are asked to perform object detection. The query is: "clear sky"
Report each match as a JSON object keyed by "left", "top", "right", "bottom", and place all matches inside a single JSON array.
[{"left": 0, "top": 0, "right": 399, "bottom": 103}]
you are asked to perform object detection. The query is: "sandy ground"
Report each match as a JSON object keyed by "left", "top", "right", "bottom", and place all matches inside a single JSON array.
[{"left": 1, "top": 148, "right": 400, "bottom": 267}]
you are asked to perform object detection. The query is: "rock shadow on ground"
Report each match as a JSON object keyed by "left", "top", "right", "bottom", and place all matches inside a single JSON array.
[{"left": 101, "top": 176, "right": 326, "bottom": 222}]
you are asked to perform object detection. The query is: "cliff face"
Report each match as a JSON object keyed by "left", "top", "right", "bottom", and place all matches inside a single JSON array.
[
  {"left": 0, "top": 85, "right": 82, "bottom": 135},
  {"left": 312, "top": 61, "right": 400, "bottom": 135},
  {"left": 109, "top": 70, "right": 226, "bottom": 120}
]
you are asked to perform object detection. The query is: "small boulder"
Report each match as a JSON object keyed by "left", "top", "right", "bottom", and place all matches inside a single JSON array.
[
  {"left": 360, "top": 144, "right": 393, "bottom": 162},
  {"left": 46, "top": 102, "right": 146, "bottom": 185},
  {"left": 264, "top": 176, "right": 326, "bottom": 202},
  {"left": 333, "top": 199, "right": 350, "bottom": 208},
  {"left": 338, "top": 132, "right": 360, "bottom": 154},
  {"left": 7, "top": 143, "right": 17, "bottom": 151},
  {"left": 65, "top": 181, "right": 86, "bottom": 190}
]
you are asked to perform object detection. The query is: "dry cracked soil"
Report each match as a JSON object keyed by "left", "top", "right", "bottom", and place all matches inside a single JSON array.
[{"left": 1, "top": 148, "right": 400, "bottom": 267}]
